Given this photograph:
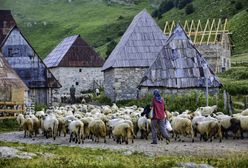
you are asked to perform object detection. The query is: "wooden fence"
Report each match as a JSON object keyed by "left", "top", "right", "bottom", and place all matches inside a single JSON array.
[{"left": 0, "top": 102, "right": 25, "bottom": 120}]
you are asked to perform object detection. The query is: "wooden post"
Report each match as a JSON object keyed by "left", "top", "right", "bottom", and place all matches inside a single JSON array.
[
  {"left": 227, "top": 92, "right": 233, "bottom": 116},
  {"left": 244, "top": 96, "right": 247, "bottom": 109},
  {"left": 223, "top": 90, "right": 227, "bottom": 113}
]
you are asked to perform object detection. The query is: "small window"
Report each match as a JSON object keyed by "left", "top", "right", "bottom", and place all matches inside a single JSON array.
[
  {"left": 79, "top": 69, "right": 82, "bottom": 72},
  {"left": 8, "top": 48, "right": 13, "bottom": 57},
  {"left": 76, "top": 82, "right": 79, "bottom": 86}
]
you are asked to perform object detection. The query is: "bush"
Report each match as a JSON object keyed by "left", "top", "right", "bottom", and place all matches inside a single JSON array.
[
  {"left": 176, "top": 0, "right": 192, "bottom": 9},
  {"left": 0, "top": 119, "right": 19, "bottom": 132},
  {"left": 185, "top": 3, "right": 194, "bottom": 15},
  {"left": 159, "top": 0, "right": 174, "bottom": 14},
  {"left": 105, "top": 40, "right": 117, "bottom": 58},
  {"left": 34, "top": 103, "right": 47, "bottom": 111},
  {"left": 235, "top": 2, "right": 243, "bottom": 10}
]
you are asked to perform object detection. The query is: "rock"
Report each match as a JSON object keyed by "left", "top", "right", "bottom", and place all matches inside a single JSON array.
[
  {"left": 177, "top": 162, "right": 214, "bottom": 168},
  {"left": 122, "top": 150, "right": 133, "bottom": 156},
  {"left": 0, "top": 147, "right": 36, "bottom": 159}
]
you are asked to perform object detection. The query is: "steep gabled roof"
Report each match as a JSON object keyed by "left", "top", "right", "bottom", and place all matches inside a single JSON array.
[
  {"left": 0, "top": 26, "right": 61, "bottom": 88},
  {"left": 140, "top": 24, "right": 222, "bottom": 88},
  {"left": 102, "top": 9, "right": 168, "bottom": 71},
  {"left": 44, "top": 35, "right": 104, "bottom": 68},
  {"left": 0, "top": 52, "right": 28, "bottom": 90}
]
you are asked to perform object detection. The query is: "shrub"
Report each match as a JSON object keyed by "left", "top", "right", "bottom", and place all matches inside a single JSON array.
[
  {"left": 235, "top": 2, "right": 243, "bottom": 10},
  {"left": 176, "top": 0, "right": 192, "bottom": 9},
  {"left": 185, "top": 3, "right": 194, "bottom": 15},
  {"left": 34, "top": 103, "right": 47, "bottom": 111},
  {"left": 105, "top": 40, "right": 117, "bottom": 58},
  {"left": 159, "top": 0, "right": 174, "bottom": 14}
]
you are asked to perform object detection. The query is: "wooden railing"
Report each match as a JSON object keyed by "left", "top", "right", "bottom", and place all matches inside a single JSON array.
[{"left": 0, "top": 102, "right": 25, "bottom": 120}]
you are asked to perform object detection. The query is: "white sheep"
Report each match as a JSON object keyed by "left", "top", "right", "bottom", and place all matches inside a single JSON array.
[
  {"left": 137, "top": 116, "right": 151, "bottom": 140},
  {"left": 240, "top": 116, "right": 248, "bottom": 139},
  {"left": 89, "top": 119, "right": 107, "bottom": 143},
  {"left": 16, "top": 114, "right": 25, "bottom": 130},
  {"left": 112, "top": 123, "right": 135, "bottom": 144},
  {"left": 43, "top": 115, "right": 59, "bottom": 140},
  {"left": 171, "top": 116, "right": 194, "bottom": 142},
  {"left": 195, "top": 120, "right": 222, "bottom": 142},
  {"left": 68, "top": 119, "right": 84, "bottom": 144},
  {"left": 197, "top": 105, "right": 217, "bottom": 116},
  {"left": 241, "top": 109, "right": 248, "bottom": 116}
]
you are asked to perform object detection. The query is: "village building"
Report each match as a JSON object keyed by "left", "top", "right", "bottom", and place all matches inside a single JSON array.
[
  {"left": 163, "top": 19, "right": 232, "bottom": 73},
  {"left": 0, "top": 10, "right": 61, "bottom": 106},
  {"left": 102, "top": 10, "right": 168, "bottom": 102},
  {"left": 0, "top": 52, "right": 28, "bottom": 104},
  {"left": 139, "top": 24, "right": 222, "bottom": 96},
  {"left": 0, "top": 26, "right": 61, "bottom": 105},
  {"left": 44, "top": 35, "right": 104, "bottom": 102},
  {"left": 196, "top": 33, "right": 231, "bottom": 73}
]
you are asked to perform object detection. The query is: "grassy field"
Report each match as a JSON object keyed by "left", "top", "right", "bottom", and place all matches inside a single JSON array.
[
  {"left": 0, "top": 0, "right": 152, "bottom": 58},
  {"left": 0, "top": 141, "right": 248, "bottom": 168}
]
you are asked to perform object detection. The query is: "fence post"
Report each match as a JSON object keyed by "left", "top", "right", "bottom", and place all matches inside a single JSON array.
[
  {"left": 223, "top": 90, "right": 227, "bottom": 113},
  {"left": 227, "top": 92, "right": 233, "bottom": 116}
]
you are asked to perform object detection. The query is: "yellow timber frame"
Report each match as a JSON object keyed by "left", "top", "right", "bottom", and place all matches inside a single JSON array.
[{"left": 163, "top": 19, "right": 231, "bottom": 45}]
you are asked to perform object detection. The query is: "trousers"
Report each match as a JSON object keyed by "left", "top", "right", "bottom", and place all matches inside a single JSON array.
[{"left": 151, "top": 119, "right": 170, "bottom": 143}]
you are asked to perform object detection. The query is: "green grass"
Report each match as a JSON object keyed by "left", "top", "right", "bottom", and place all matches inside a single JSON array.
[
  {"left": 231, "top": 53, "right": 248, "bottom": 63},
  {"left": 0, "top": 119, "right": 19, "bottom": 133},
  {"left": 0, "top": 0, "right": 152, "bottom": 59},
  {"left": 0, "top": 141, "right": 247, "bottom": 168}
]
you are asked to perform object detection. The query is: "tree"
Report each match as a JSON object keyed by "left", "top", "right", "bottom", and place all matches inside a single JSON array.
[
  {"left": 105, "top": 40, "right": 117, "bottom": 59},
  {"left": 185, "top": 3, "right": 194, "bottom": 15}
]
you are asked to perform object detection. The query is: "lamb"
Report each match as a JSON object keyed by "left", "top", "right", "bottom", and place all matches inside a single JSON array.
[
  {"left": 171, "top": 116, "right": 194, "bottom": 142},
  {"left": 30, "top": 114, "right": 40, "bottom": 137},
  {"left": 57, "top": 116, "right": 67, "bottom": 137},
  {"left": 241, "top": 109, "right": 248, "bottom": 116},
  {"left": 68, "top": 119, "right": 84, "bottom": 144},
  {"left": 195, "top": 120, "right": 222, "bottom": 142},
  {"left": 22, "top": 115, "right": 33, "bottom": 138},
  {"left": 89, "top": 119, "right": 107, "bottom": 143},
  {"left": 239, "top": 116, "right": 248, "bottom": 139},
  {"left": 16, "top": 114, "right": 25, "bottom": 130},
  {"left": 80, "top": 117, "right": 94, "bottom": 138},
  {"left": 137, "top": 116, "right": 151, "bottom": 140},
  {"left": 196, "top": 105, "right": 217, "bottom": 116},
  {"left": 112, "top": 123, "right": 135, "bottom": 144},
  {"left": 43, "top": 115, "right": 59, "bottom": 140}
]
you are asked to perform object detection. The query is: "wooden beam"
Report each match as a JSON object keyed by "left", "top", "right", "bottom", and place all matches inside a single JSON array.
[
  {"left": 194, "top": 20, "right": 201, "bottom": 43},
  {"left": 0, "top": 102, "right": 24, "bottom": 105},
  {"left": 0, "top": 116, "right": 17, "bottom": 120},
  {"left": 200, "top": 19, "right": 209, "bottom": 45},
  {"left": 0, "top": 109, "right": 24, "bottom": 113},
  {"left": 207, "top": 19, "right": 215, "bottom": 45}
]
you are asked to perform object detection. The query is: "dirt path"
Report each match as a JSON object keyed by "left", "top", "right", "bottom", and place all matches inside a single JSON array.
[{"left": 0, "top": 131, "right": 247, "bottom": 157}]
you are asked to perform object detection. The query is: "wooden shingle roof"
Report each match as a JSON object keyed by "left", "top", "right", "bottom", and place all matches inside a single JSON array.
[
  {"left": 102, "top": 9, "right": 168, "bottom": 71},
  {"left": 44, "top": 35, "right": 104, "bottom": 68},
  {"left": 0, "top": 52, "right": 28, "bottom": 90},
  {"left": 140, "top": 24, "right": 222, "bottom": 88}
]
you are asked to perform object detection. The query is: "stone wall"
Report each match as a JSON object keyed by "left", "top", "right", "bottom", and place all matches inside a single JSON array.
[
  {"left": 197, "top": 43, "right": 231, "bottom": 73},
  {"left": 104, "top": 67, "right": 147, "bottom": 101},
  {"left": 50, "top": 67, "right": 103, "bottom": 102}
]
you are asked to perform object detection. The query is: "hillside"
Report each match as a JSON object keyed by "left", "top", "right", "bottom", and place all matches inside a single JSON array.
[{"left": 0, "top": 0, "right": 247, "bottom": 58}]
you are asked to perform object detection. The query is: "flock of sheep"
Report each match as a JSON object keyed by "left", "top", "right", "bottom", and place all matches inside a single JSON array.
[{"left": 16, "top": 103, "right": 248, "bottom": 145}]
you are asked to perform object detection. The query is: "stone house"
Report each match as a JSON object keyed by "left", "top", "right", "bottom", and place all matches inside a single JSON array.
[
  {"left": 196, "top": 33, "right": 231, "bottom": 73},
  {"left": 102, "top": 10, "right": 168, "bottom": 101},
  {"left": 139, "top": 24, "right": 222, "bottom": 96},
  {"left": 44, "top": 35, "right": 104, "bottom": 102},
  {"left": 0, "top": 26, "right": 61, "bottom": 105}
]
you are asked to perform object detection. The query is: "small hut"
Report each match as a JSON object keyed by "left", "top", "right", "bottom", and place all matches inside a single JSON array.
[
  {"left": 0, "top": 52, "right": 28, "bottom": 103},
  {"left": 44, "top": 35, "right": 104, "bottom": 102},
  {"left": 139, "top": 24, "right": 222, "bottom": 96},
  {"left": 102, "top": 10, "right": 168, "bottom": 101}
]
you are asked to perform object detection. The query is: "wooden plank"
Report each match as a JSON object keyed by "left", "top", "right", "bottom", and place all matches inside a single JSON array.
[
  {"left": 0, "top": 102, "right": 24, "bottom": 105},
  {"left": 0, "top": 109, "right": 24, "bottom": 113}
]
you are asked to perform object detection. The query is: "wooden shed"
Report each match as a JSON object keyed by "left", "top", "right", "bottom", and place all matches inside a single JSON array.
[
  {"left": 0, "top": 52, "right": 28, "bottom": 103},
  {"left": 102, "top": 9, "right": 168, "bottom": 101},
  {"left": 0, "top": 26, "right": 61, "bottom": 105},
  {"left": 139, "top": 24, "right": 222, "bottom": 96},
  {"left": 44, "top": 35, "right": 104, "bottom": 103}
]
